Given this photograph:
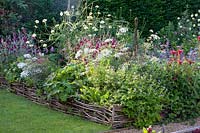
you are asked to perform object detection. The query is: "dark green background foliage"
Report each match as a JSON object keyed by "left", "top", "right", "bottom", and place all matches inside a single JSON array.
[
  {"left": 0, "top": 0, "right": 76, "bottom": 35},
  {"left": 85, "top": 0, "right": 200, "bottom": 36}
]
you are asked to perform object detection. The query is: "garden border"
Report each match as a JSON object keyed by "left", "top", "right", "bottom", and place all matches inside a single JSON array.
[{"left": 0, "top": 76, "right": 133, "bottom": 129}]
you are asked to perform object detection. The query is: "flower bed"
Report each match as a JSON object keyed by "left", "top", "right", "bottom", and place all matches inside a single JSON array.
[{"left": 0, "top": 76, "right": 133, "bottom": 129}]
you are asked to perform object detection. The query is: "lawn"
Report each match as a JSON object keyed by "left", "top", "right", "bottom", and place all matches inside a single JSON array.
[{"left": 0, "top": 89, "right": 109, "bottom": 133}]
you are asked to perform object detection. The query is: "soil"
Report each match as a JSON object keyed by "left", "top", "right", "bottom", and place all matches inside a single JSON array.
[{"left": 104, "top": 117, "right": 200, "bottom": 133}]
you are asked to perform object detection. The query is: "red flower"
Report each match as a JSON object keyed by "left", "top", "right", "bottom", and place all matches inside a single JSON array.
[
  {"left": 198, "top": 36, "right": 200, "bottom": 41},
  {"left": 170, "top": 50, "right": 177, "bottom": 55},
  {"left": 177, "top": 49, "right": 183, "bottom": 55},
  {"left": 177, "top": 59, "right": 183, "bottom": 65}
]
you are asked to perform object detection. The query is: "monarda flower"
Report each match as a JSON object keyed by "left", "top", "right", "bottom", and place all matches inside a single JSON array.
[
  {"left": 198, "top": 36, "right": 200, "bottom": 41},
  {"left": 170, "top": 50, "right": 177, "bottom": 55},
  {"left": 177, "top": 49, "right": 183, "bottom": 55}
]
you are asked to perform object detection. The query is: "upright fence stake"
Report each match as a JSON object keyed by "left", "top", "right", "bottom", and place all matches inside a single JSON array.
[{"left": 133, "top": 17, "right": 138, "bottom": 58}]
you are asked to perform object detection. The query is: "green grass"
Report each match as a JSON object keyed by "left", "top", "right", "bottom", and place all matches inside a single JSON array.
[{"left": 0, "top": 89, "right": 109, "bottom": 133}]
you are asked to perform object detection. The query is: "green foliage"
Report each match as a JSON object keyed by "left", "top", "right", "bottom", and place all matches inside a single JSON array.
[
  {"left": 112, "top": 64, "right": 167, "bottom": 128},
  {"left": 5, "top": 62, "right": 21, "bottom": 83},
  {"left": 139, "top": 62, "right": 200, "bottom": 121},
  {"left": 43, "top": 61, "right": 86, "bottom": 101},
  {"left": 84, "top": 0, "right": 200, "bottom": 36}
]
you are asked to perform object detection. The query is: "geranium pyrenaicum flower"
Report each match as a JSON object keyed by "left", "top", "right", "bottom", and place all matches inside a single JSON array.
[
  {"left": 170, "top": 50, "right": 177, "bottom": 55},
  {"left": 198, "top": 36, "right": 200, "bottom": 41}
]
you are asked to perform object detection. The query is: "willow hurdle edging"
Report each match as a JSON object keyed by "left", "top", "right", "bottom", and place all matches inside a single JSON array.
[{"left": 0, "top": 77, "right": 133, "bottom": 128}]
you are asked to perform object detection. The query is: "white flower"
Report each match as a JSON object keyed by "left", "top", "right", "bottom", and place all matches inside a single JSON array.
[
  {"left": 26, "top": 41, "right": 30, "bottom": 44},
  {"left": 55, "top": 24, "right": 59, "bottom": 27},
  {"left": 121, "top": 47, "right": 129, "bottom": 52},
  {"left": 39, "top": 40, "right": 44, "bottom": 43},
  {"left": 88, "top": 23, "right": 93, "bottom": 26},
  {"left": 17, "top": 62, "right": 27, "bottom": 69},
  {"left": 195, "top": 13, "right": 198, "bottom": 17},
  {"left": 32, "top": 57, "right": 38, "bottom": 61},
  {"left": 32, "top": 33, "right": 36, "bottom": 38},
  {"left": 186, "top": 19, "right": 190, "bottom": 22},
  {"left": 97, "top": 12, "right": 101, "bottom": 15},
  {"left": 150, "top": 56, "right": 159, "bottom": 62},
  {"left": 179, "top": 25, "right": 183, "bottom": 28},
  {"left": 97, "top": 49, "right": 112, "bottom": 60},
  {"left": 119, "top": 27, "right": 128, "bottom": 33},
  {"left": 192, "top": 17, "right": 195, "bottom": 20},
  {"left": 193, "top": 24, "right": 196, "bottom": 27},
  {"left": 114, "top": 53, "right": 124, "bottom": 58},
  {"left": 24, "top": 54, "right": 32, "bottom": 59},
  {"left": 150, "top": 34, "right": 160, "bottom": 40},
  {"left": 191, "top": 14, "right": 194, "bottom": 17},
  {"left": 104, "top": 38, "right": 113, "bottom": 43},
  {"left": 51, "top": 30, "right": 55, "bottom": 33},
  {"left": 34, "top": 25, "right": 38, "bottom": 28},
  {"left": 198, "top": 19, "right": 200, "bottom": 22},
  {"left": 107, "top": 14, "right": 111, "bottom": 17},
  {"left": 100, "top": 25, "right": 105, "bottom": 29},
  {"left": 189, "top": 27, "right": 192, "bottom": 30},
  {"left": 75, "top": 50, "right": 83, "bottom": 59},
  {"left": 149, "top": 29, "right": 154, "bottom": 33},
  {"left": 64, "top": 11, "right": 70, "bottom": 16},
  {"left": 43, "top": 44, "right": 47, "bottom": 47},
  {"left": 89, "top": 49, "right": 97, "bottom": 53},
  {"left": 83, "top": 25, "right": 89, "bottom": 30},
  {"left": 87, "top": 16, "right": 93, "bottom": 20},
  {"left": 198, "top": 23, "right": 200, "bottom": 26},
  {"left": 20, "top": 70, "right": 29, "bottom": 78},
  {"left": 177, "top": 17, "right": 180, "bottom": 20},
  {"left": 199, "top": 10, "right": 200, "bottom": 13},
  {"left": 38, "top": 52, "right": 44, "bottom": 56},
  {"left": 60, "top": 11, "right": 63, "bottom": 16},
  {"left": 95, "top": 5, "right": 99, "bottom": 8},
  {"left": 84, "top": 48, "right": 90, "bottom": 54},
  {"left": 108, "top": 25, "right": 112, "bottom": 29},
  {"left": 42, "top": 19, "right": 47, "bottom": 23},
  {"left": 29, "top": 44, "right": 34, "bottom": 47},
  {"left": 71, "top": 5, "right": 75, "bottom": 9},
  {"left": 92, "top": 27, "right": 98, "bottom": 31},
  {"left": 35, "top": 20, "right": 39, "bottom": 24},
  {"left": 89, "top": 12, "right": 93, "bottom": 16},
  {"left": 100, "top": 20, "right": 105, "bottom": 24},
  {"left": 88, "top": 34, "right": 92, "bottom": 37}
]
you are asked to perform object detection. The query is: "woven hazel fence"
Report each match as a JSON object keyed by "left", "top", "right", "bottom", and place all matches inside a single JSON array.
[{"left": 0, "top": 77, "right": 133, "bottom": 128}]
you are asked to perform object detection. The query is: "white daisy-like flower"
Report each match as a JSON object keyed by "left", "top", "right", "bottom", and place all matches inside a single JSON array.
[
  {"left": 60, "top": 11, "right": 63, "bottom": 16},
  {"left": 193, "top": 24, "right": 196, "bottom": 27},
  {"left": 55, "top": 24, "right": 59, "bottom": 28},
  {"left": 97, "top": 12, "right": 101, "bottom": 15},
  {"left": 198, "top": 10, "right": 200, "bottom": 13},
  {"left": 149, "top": 29, "right": 154, "bottom": 33},
  {"left": 95, "top": 5, "right": 99, "bottom": 8},
  {"left": 24, "top": 54, "right": 32, "bottom": 59},
  {"left": 89, "top": 12, "right": 93, "bottom": 16},
  {"left": 35, "top": 20, "right": 39, "bottom": 24},
  {"left": 191, "top": 14, "right": 194, "bottom": 17},
  {"left": 34, "top": 25, "right": 38, "bottom": 28},
  {"left": 43, "top": 44, "right": 47, "bottom": 47},
  {"left": 100, "top": 20, "right": 105, "bottom": 24},
  {"left": 83, "top": 25, "right": 89, "bottom": 30},
  {"left": 32, "top": 33, "right": 36, "bottom": 38},
  {"left": 119, "top": 27, "right": 128, "bottom": 33},
  {"left": 186, "top": 19, "right": 190, "bottom": 22},
  {"left": 51, "top": 30, "right": 55, "bottom": 33},
  {"left": 75, "top": 50, "right": 83, "bottom": 59},
  {"left": 17, "top": 62, "right": 27, "bottom": 69},
  {"left": 42, "top": 19, "right": 47, "bottom": 23},
  {"left": 177, "top": 17, "right": 180, "bottom": 20},
  {"left": 195, "top": 13, "right": 198, "bottom": 17},
  {"left": 179, "top": 25, "right": 183, "bottom": 28},
  {"left": 71, "top": 5, "right": 75, "bottom": 9},
  {"left": 20, "top": 70, "right": 29, "bottom": 78},
  {"left": 104, "top": 38, "right": 113, "bottom": 43},
  {"left": 88, "top": 23, "right": 93, "bottom": 26},
  {"left": 64, "top": 11, "right": 70, "bottom": 16},
  {"left": 107, "top": 14, "right": 111, "bottom": 17},
  {"left": 39, "top": 40, "right": 44, "bottom": 43},
  {"left": 108, "top": 25, "right": 112, "bottom": 29},
  {"left": 26, "top": 41, "right": 30, "bottom": 44},
  {"left": 87, "top": 16, "right": 93, "bottom": 20},
  {"left": 198, "top": 19, "right": 200, "bottom": 22},
  {"left": 29, "top": 44, "right": 34, "bottom": 47}
]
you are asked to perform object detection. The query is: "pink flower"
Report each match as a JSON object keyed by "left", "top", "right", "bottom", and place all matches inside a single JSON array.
[{"left": 198, "top": 36, "right": 200, "bottom": 41}]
